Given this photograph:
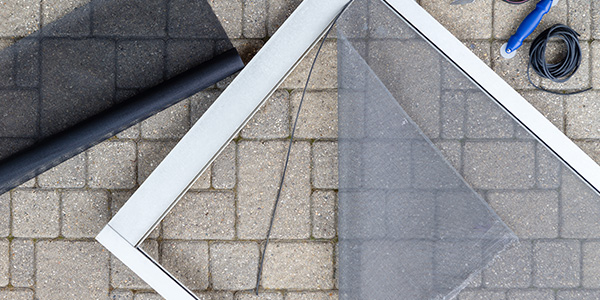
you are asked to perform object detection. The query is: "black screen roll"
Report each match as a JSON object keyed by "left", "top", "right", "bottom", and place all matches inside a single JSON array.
[{"left": 0, "top": 0, "right": 244, "bottom": 194}]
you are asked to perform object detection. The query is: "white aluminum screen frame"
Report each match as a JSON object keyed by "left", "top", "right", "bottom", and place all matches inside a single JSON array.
[{"left": 96, "top": 0, "right": 600, "bottom": 299}]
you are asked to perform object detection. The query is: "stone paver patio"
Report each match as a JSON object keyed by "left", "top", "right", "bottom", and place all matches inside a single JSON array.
[{"left": 0, "top": 0, "right": 600, "bottom": 299}]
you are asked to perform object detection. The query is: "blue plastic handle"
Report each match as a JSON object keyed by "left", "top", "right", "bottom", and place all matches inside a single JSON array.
[{"left": 505, "top": 0, "right": 553, "bottom": 54}]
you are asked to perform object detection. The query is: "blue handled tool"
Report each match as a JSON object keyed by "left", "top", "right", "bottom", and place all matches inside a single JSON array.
[{"left": 500, "top": 0, "right": 557, "bottom": 59}]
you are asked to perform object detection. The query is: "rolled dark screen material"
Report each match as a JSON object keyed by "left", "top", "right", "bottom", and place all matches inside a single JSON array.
[{"left": 0, "top": 0, "right": 244, "bottom": 194}]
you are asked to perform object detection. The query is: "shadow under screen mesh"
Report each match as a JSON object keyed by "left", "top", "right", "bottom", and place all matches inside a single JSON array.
[{"left": 0, "top": 0, "right": 244, "bottom": 195}]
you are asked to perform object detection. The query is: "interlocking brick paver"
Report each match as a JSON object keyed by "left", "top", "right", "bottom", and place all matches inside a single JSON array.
[
  {"left": 312, "top": 142, "right": 338, "bottom": 189},
  {"left": 291, "top": 91, "right": 337, "bottom": 139},
  {"left": 488, "top": 191, "right": 558, "bottom": 238},
  {"left": 422, "top": 0, "right": 492, "bottom": 39},
  {"left": 236, "top": 292, "right": 283, "bottom": 300},
  {"left": 492, "top": 41, "right": 541, "bottom": 90},
  {"left": 576, "top": 140, "right": 600, "bottom": 165},
  {"left": 243, "top": 0, "right": 267, "bottom": 38},
  {"left": 109, "top": 290, "right": 133, "bottom": 300},
  {"left": 533, "top": 240, "right": 580, "bottom": 288},
  {"left": 464, "top": 141, "right": 535, "bottom": 189},
  {"left": 282, "top": 41, "right": 337, "bottom": 89},
  {"left": 0, "top": 0, "right": 39, "bottom": 36},
  {"left": 458, "top": 290, "right": 505, "bottom": 300},
  {"left": 267, "top": 0, "right": 302, "bottom": 36},
  {"left": 37, "top": 241, "right": 109, "bottom": 299},
  {"left": 238, "top": 141, "right": 311, "bottom": 239},
  {"left": 593, "top": 41, "right": 600, "bottom": 89},
  {"left": 566, "top": 91, "right": 600, "bottom": 139},
  {"left": 133, "top": 293, "right": 163, "bottom": 300},
  {"left": 88, "top": 141, "right": 136, "bottom": 189},
  {"left": 241, "top": 90, "right": 289, "bottom": 139},
  {"left": 138, "top": 141, "right": 177, "bottom": 184},
  {"left": 10, "top": 239, "right": 33, "bottom": 287},
  {"left": 111, "top": 240, "right": 158, "bottom": 289},
  {"left": 569, "top": 0, "right": 592, "bottom": 40},
  {"left": 262, "top": 242, "right": 333, "bottom": 290},
  {"left": 285, "top": 292, "right": 338, "bottom": 300},
  {"left": 557, "top": 290, "right": 600, "bottom": 300},
  {"left": 117, "top": 40, "right": 165, "bottom": 89},
  {"left": 483, "top": 241, "right": 532, "bottom": 288},
  {"left": 163, "top": 192, "right": 235, "bottom": 239},
  {"left": 434, "top": 140, "right": 462, "bottom": 172},
  {"left": 41, "top": 0, "right": 89, "bottom": 26},
  {"left": 61, "top": 190, "right": 109, "bottom": 238},
  {"left": 583, "top": 241, "right": 600, "bottom": 288},
  {"left": 93, "top": 0, "right": 166, "bottom": 36},
  {"left": 0, "top": 240, "right": 6, "bottom": 286},
  {"left": 37, "top": 152, "right": 86, "bottom": 188},
  {"left": 0, "top": 194, "right": 8, "bottom": 238},
  {"left": 12, "top": 190, "right": 59, "bottom": 238},
  {"left": 161, "top": 241, "right": 209, "bottom": 290},
  {"left": 521, "top": 91, "right": 565, "bottom": 132},
  {"left": 0, "top": 290, "right": 33, "bottom": 300},
  {"left": 561, "top": 169, "right": 600, "bottom": 238},
  {"left": 190, "top": 90, "right": 221, "bottom": 124},
  {"left": 536, "top": 143, "right": 561, "bottom": 189},
  {"left": 311, "top": 190, "right": 336, "bottom": 239},
  {"left": 209, "top": 0, "right": 243, "bottom": 39},
  {"left": 212, "top": 141, "right": 236, "bottom": 189},
  {"left": 196, "top": 292, "right": 234, "bottom": 300},
  {"left": 210, "top": 242, "right": 259, "bottom": 290},
  {"left": 466, "top": 92, "right": 514, "bottom": 138},
  {"left": 507, "top": 290, "right": 554, "bottom": 300},
  {"left": 593, "top": 0, "right": 600, "bottom": 39},
  {"left": 141, "top": 100, "right": 190, "bottom": 139}
]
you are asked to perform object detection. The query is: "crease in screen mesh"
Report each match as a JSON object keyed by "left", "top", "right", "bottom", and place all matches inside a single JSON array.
[
  {"left": 0, "top": 0, "right": 243, "bottom": 194},
  {"left": 337, "top": 1, "right": 518, "bottom": 299}
]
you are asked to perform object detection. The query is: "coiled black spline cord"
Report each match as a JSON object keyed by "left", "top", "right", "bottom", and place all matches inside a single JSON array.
[{"left": 527, "top": 24, "right": 591, "bottom": 95}]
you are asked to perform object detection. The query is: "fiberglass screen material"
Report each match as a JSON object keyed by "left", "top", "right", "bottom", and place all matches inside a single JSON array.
[
  {"left": 336, "top": 0, "right": 521, "bottom": 299},
  {"left": 338, "top": 0, "right": 600, "bottom": 299},
  {"left": 0, "top": 0, "right": 243, "bottom": 195}
]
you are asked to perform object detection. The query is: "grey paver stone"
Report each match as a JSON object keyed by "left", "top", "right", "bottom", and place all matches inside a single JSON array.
[
  {"left": 141, "top": 100, "right": 190, "bottom": 139},
  {"left": 282, "top": 41, "right": 337, "bottom": 89},
  {"left": 210, "top": 242, "right": 259, "bottom": 290},
  {"left": 161, "top": 241, "right": 209, "bottom": 290},
  {"left": 111, "top": 240, "right": 158, "bottom": 289},
  {"left": 441, "top": 91, "right": 466, "bottom": 138},
  {"left": 557, "top": 290, "right": 600, "bottom": 300},
  {"left": 0, "top": 290, "right": 33, "bottom": 300},
  {"left": 267, "top": 0, "right": 302, "bottom": 36},
  {"left": 262, "top": 242, "right": 333, "bottom": 289},
  {"left": 138, "top": 141, "right": 177, "bottom": 184},
  {"left": 238, "top": 141, "right": 311, "bottom": 239},
  {"left": 209, "top": 0, "right": 243, "bottom": 38},
  {"left": 458, "top": 290, "right": 505, "bottom": 300},
  {"left": 583, "top": 241, "right": 600, "bottom": 288},
  {"left": 536, "top": 143, "right": 561, "bottom": 189},
  {"left": 561, "top": 169, "right": 600, "bottom": 238},
  {"left": 36, "top": 241, "right": 109, "bottom": 300},
  {"left": 0, "top": 91, "right": 38, "bottom": 137},
  {"left": 236, "top": 292, "right": 283, "bottom": 300},
  {"left": 569, "top": 0, "right": 592, "bottom": 40},
  {"left": 133, "top": 293, "right": 163, "bottom": 300},
  {"left": 483, "top": 241, "right": 532, "bottom": 288},
  {"left": 463, "top": 141, "right": 535, "bottom": 189},
  {"left": 117, "top": 40, "right": 164, "bottom": 89},
  {"left": 0, "top": 240, "right": 6, "bottom": 286},
  {"left": 312, "top": 141, "right": 338, "bottom": 189},
  {"left": 194, "top": 292, "right": 234, "bottom": 300},
  {"left": 285, "top": 292, "right": 338, "bottom": 300},
  {"left": 466, "top": 92, "right": 514, "bottom": 138},
  {"left": 566, "top": 91, "right": 600, "bottom": 139},
  {"left": 12, "top": 190, "right": 59, "bottom": 238},
  {"left": 116, "top": 123, "right": 140, "bottom": 139},
  {"left": 110, "top": 289, "right": 133, "bottom": 300},
  {"left": 311, "top": 190, "right": 336, "bottom": 239},
  {"left": 87, "top": 141, "right": 136, "bottom": 189},
  {"left": 0, "top": 0, "right": 39, "bottom": 36},
  {"left": 291, "top": 91, "right": 337, "bottom": 139},
  {"left": 241, "top": 90, "right": 289, "bottom": 139},
  {"left": 533, "top": 240, "right": 580, "bottom": 288},
  {"left": 190, "top": 90, "right": 221, "bottom": 124},
  {"left": 595, "top": 1, "right": 600, "bottom": 39},
  {"left": 190, "top": 169, "right": 212, "bottom": 190},
  {"left": 243, "top": 0, "right": 266, "bottom": 38},
  {"left": 61, "top": 190, "right": 109, "bottom": 238},
  {"left": 212, "top": 141, "right": 236, "bottom": 189},
  {"left": 521, "top": 91, "right": 565, "bottom": 132},
  {"left": 166, "top": 40, "right": 213, "bottom": 78},
  {"left": 593, "top": 41, "right": 600, "bottom": 89},
  {"left": 422, "top": 0, "right": 492, "bottom": 39},
  {"left": 575, "top": 140, "right": 600, "bottom": 165},
  {"left": 493, "top": 0, "right": 566, "bottom": 39},
  {"left": 434, "top": 140, "right": 462, "bottom": 173},
  {"left": 42, "top": 0, "right": 89, "bottom": 25},
  {"left": 0, "top": 194, "right": 8, "bottom": 237},
  {"left": 488, "top": 191, "right": 558, "bottom": 238},
  {"left": 93, "top": 0, "right": 166, "bottom": 36},
  {"left": 492, "top": 41, "right": 541, "bottom": 90},
  {"left": 37, "top": 152, "right": 86, "bottom": 188},
  {"left": 507, "top": 290, "right": 554, "bottom": 300},
  {"left": 163, "top": 192, "right": 235, "bottom": 239},
  {"left": 10, "top": 239, "right": 33, "bottom": 287}
]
